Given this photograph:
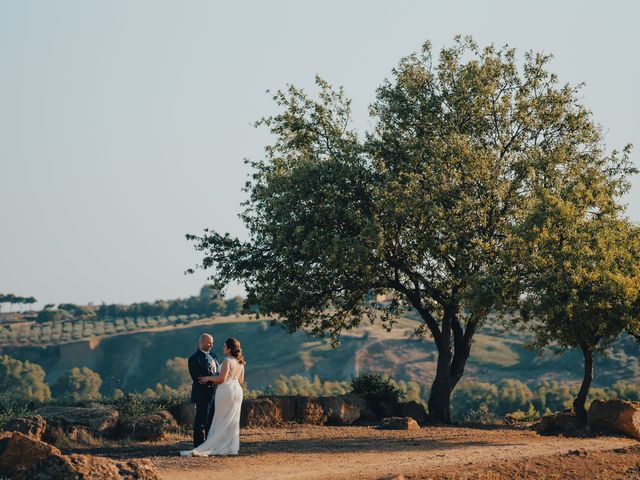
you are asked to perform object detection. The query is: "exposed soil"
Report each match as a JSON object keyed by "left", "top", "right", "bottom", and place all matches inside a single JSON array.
[{"left": 66, "top": 425, "right": 640, "bottom": 479}]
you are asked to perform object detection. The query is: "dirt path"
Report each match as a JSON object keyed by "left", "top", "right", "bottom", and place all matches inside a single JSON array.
[{"left": 80, "top": 425, "right": 639, "bottom": 480}]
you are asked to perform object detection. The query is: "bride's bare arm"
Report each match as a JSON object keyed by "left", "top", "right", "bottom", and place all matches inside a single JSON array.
[
  {"left": 238, "top": 365, "right": 245, "bottom": 384},
  {"left": 198, "top": 359, "right": 229, "bottom": 384}
]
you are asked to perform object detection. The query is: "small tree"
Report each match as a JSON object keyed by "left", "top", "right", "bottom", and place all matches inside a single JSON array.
[
  {"left": 52, "top": 367, "right": 102, "bottom": 401},
  {"left": 187, "top": 37, "right": 633, "bottom": 423},
  {"left": 0, "top": 355, "right": 51, "bottom": 401},
  {"left": 516, "top": 215, "right": 640, "bottom": 424},
  {"left": 163, "top": 357, "right": 191, "bottom": 389}
]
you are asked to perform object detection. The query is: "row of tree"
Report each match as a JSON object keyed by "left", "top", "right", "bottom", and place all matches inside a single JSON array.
[
  {"left": 187, "top": 36, "right": 640, "bottom": 424},
  {"left": 32, "top": 287, "right": 244, "bottom": 323},
  {"left": 0, "top": 294, "right": 37, "bottom": 313}
]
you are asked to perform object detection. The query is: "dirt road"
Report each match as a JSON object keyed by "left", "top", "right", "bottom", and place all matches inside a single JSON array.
[{"left": 120, "top": 425, "right": 640, "bottom": 480}]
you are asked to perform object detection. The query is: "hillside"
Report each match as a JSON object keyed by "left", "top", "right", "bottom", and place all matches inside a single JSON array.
[{"left": 1, "top": 313, "right": 639, "bottom": 394}]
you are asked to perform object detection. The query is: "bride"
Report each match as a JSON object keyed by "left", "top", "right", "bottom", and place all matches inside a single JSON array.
[{"left": 181, "top": 337, "right": 245, "bottom": 456}]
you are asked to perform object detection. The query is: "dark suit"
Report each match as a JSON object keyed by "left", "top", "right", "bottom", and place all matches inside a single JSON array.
[{"left": 188, "top": 349, "right": 219, "bottom": 448}]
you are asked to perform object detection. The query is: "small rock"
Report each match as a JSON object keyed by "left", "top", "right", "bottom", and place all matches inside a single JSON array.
[
  {"left": 2, "top": 415, "right": 47, "bottom": 440},
  {"left": 378, "top": 417, "right": 420, "bottom": 431}
]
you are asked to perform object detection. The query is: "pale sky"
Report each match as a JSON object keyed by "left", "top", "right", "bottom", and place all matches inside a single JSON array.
[{"left": 1, "top": 1, "right": 639, "bottom": 307}]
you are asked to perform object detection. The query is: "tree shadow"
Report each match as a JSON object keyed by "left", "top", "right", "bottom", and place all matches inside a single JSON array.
[{"left": 65, "top": 434, "right": 525, "bottom": 460}]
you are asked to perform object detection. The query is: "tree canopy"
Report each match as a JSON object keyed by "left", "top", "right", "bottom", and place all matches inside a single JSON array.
[{"left": 187, "top": 37, "right": 634, "bottom": 423}]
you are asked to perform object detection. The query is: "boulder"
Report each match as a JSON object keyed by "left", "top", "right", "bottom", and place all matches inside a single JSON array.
[
  {"left": 0, "top": 432, "right": 61, "bottom": 477},
  {"left": 271, "top": 396, "right": 297, "bottom": 422},
  {"left": 2, "top": 415, "right": 47, "bottom": 440},
  {"left": 168, "top": 402, "right": 196, "bottom": 427},
  {"left": 378, "top": 417, "right": 420, "bottom": 431},
  {"left": 241, "top": 398, "right": 284, "bottom": 428},
  {"left": 295, "top": 397, "right": 324, "bottom": 425},
  {"left": 318, "top": 394, "right": 365, "bottom": 425},
  {"left": 43, "top": 418, "right": 94, "bottom": 446},
  {"left": 398, "top": 401, "right": 429, "bottom": 426},
  {"left": 117, "top": 410, "right": 179, "bottom": 441},
  {"left": 588, "top": 399, "right": 640, "bottom": 439},
  {"left": 17, "top": 453, "right": 159, "bottom": 480},
  {"left": 37, "top": 404, "right": 119, "bottom": 436},
  {"left": 534, "top": 411, "right": 581, "bottom": 435}
]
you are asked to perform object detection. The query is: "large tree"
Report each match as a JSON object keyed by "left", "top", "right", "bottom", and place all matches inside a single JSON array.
[{"left": 187, "top": 37, "right": 632, "bottom": 423}]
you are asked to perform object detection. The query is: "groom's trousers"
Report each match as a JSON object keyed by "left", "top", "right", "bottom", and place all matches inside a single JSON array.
[{"left": 193, "top": 397, "right": 215, "bottom": 448}]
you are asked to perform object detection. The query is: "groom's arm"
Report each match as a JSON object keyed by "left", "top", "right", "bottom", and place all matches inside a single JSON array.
[{"left": 188, "top": 354, "right": 204, "bottom": 382}]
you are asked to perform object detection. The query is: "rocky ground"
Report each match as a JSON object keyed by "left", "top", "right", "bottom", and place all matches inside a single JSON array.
[{"left": 66, "top": 425, "right": 640, "bottom": 480}]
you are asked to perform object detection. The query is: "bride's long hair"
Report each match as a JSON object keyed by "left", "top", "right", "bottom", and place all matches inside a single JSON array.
[{"left": 225, "top": 337, "right": 246, "bottom": 365}]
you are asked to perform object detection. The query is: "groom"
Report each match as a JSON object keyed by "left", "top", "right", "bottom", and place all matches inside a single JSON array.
[{"left": 188, "top": 333, "right": 220, "bottom": 448}]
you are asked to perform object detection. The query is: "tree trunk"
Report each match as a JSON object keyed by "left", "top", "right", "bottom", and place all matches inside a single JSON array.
[
  {"left": 428, "top": 340, "right": 453, "bottom": 423},
  {"left": 573, "top": 342, "right": 593, "bottom": 426},
  {"left": 450, "top": 319, "right": 477, "bottom": 391},
  {"left": 427, "top": 305, "right": 454, "bottom": 424}
]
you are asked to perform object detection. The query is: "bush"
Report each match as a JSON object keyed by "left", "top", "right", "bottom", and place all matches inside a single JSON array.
[
  {"left": 350, "top": 373, "right": 403, "bottom": 416},
  {"left": 0, "top": 355, "right": 51, "bottom": 401},
  {"left": 112, "top": 391, "right": 188, "bottom": 419},
  {"left": 451, "top": 380, "right": 498, "bottom": 420},
  {"left": 0, "top": 394, "right": 37, "bottom": 429},
  {"left": 52, "top": 367, "right": 102, "bottom": 401},
  {"left": 464, "top": 403, "right": 500, "bottom": 425}
]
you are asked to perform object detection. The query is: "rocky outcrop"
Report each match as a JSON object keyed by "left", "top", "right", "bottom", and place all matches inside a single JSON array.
[
  {"left": 239, "top": 394, "right": 424, "bottom": 427},
  {"left": 37, "top": 404, "right": 119, "bottom": 436},
  {"left": 295, "top": 397, "right": 325, "bottom": 425},
  {"left": 318, "top": 394, "right": 365, "bottom": 425},
  {"left": 0, "top": 431, "right": 158, "bottom": 479},
  {"left": 2, "top": 415, "right": 47, "bottom": 440},
  {"left": 117, "top": 410, "right": 179, "bottom": 441},
  {"left": 42, "top": 418, "right": 94, "bottom": 446},
  {"left": 588, "top": 399, "right": 640, "bottom": 439},
  {"left": 398, "top": 401, "right": 429, "bottom": 426},
  {"left": 0, "top": 432, "right": 61, "bottom": 477},
  {"left": 168, "top": 401, "right": 196, "bottom": 427},
  {"left": 534, "top": 412, "right": 581, "bottom": 435},
  {"left": 241, "top": 397, "right": 285, "bottom": 427},
  {"left": 378, "top": 417, "right": 420, "bottom": 431},
  {"left": 17, "top": 453, "right": 159, "bottom": 480}
]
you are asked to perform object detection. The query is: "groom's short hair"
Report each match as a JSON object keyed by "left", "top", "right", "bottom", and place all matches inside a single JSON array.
[{"left": 199, "top": 333, "right": 213, "bottom": 342}]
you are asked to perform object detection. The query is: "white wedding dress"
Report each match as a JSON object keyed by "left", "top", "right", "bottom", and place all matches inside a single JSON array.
[{"left": 180, "top": 357, "right": 244, "bottom": 456}]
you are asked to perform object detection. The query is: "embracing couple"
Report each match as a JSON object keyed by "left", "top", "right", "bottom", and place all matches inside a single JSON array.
[{"left": 180, "top": 333, "right": 246, "bottom": 456}]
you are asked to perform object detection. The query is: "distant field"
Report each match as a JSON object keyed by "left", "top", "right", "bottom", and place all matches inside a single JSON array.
[{"left": 1, "top": 313, "right": 639, "bottom": 393}]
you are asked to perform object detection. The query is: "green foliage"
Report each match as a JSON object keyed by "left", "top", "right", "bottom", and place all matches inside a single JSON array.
[
  {"left": 464, "top": 403, "right": 499, "bottom": 425},
  {"left": 163, "top": 357, "right": 191, "bottom": 389},
  {"left": 52, "top": 367, "right": 102, "bottom": 401},
  {"left": 187, "top": 36, "right": 635, "bottom": 423},
  {"left": 264, "top": 374, "right": 351, "bottom": 396},
  {"left": 497, "top": 379, "right": 533, "bottom": 414},
  {"left": 452, "top": 380, "right": 498, "bottom": 419},
  {"left": 351, "top": 373, "right": 403, "bottom": 416},
  {"left": 0, "top": 355, "right": 50, "bottom": 401},
  {"left": 0, "top": 294, "right": 37, "bottom": 313},
  {"left": 0, "top": 394, "right": 37, "bottom": 429}
]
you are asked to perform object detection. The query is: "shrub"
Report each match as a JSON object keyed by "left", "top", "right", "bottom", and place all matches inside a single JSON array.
[
  {"left": 52, "top": 367, "right": 102, "bottom": 401},
  {"left": 350, "top": 373, "right": 403, "bottom": 416}
]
